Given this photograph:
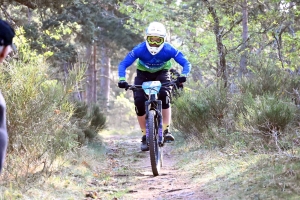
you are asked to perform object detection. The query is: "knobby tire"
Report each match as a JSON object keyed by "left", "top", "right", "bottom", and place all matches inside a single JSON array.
[{"left": 148, "top": 110, "right": 162, "bottom": 176}]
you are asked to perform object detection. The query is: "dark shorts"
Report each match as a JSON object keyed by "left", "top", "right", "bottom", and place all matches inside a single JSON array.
[{"left": 133, "top": 70, "right": 172, "bottom": 116}]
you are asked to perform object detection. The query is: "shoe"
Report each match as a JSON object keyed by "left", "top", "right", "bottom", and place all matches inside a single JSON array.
[
  {"left": 164, "top": 130, "right": 175, "bottom": 143},
  {"left": 141, "top": 135, "right": 149, "bottom": 151}
]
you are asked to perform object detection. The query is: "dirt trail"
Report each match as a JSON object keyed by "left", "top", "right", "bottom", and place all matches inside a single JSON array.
[{"left": 101, "top": 134, "right": 213, "bottom": 200}]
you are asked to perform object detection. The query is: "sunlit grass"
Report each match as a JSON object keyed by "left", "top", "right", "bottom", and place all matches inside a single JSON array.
[
  {"left": 6, "top": 129, "right": 143, "bottom": 200},
  {"left": 0, "top": 135, "right": 110, "bottom": 200},
  {"left": 174, "top": 136, "right": 300, "bottom": 199},
  {"left": 5, "top": 124, "right": 300, "bottom": 199}
]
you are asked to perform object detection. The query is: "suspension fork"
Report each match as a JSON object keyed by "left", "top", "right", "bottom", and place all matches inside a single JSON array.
[
  {"left": 155, "top": 99, "right": 163, "bottom": 145},
  {"left": 145, "top": 95, "right": 163, "bottom": 145}
]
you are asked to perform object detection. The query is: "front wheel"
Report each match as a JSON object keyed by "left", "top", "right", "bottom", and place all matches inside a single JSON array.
[{"left": 147, "top": 110, "right": 162, "bottom": 176}]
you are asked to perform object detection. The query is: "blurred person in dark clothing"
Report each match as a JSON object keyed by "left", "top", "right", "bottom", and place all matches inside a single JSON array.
[{"left": 0, "top": 19, "right": 15, "bottom": 173}]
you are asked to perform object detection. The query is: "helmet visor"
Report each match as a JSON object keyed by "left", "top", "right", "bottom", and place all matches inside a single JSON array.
[{"left": 147, "top": 36, "right": 164, "bottom": 47}]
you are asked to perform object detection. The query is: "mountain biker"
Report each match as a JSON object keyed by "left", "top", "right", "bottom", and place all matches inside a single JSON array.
[
  {"left": 0, "top": 19, "right": 15, "bottom": 173},
  {"left": 118, "top": 21, "right": 191, "bottom": 151}
]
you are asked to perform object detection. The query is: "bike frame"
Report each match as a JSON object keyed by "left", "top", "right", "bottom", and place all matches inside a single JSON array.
[
  {"left": 145, "top": 92, "right": 164, "bottom": 146},
  {"left": 128, "top": 80, "right": 177, "bottom": 146}
]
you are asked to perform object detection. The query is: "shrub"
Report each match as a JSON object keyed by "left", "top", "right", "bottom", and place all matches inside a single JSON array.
[
  {"left": 72, "top": 102, "right": 106, "bottom": 144},
  {"left": 237, "top": 93, "right": 296, "bottom": 148},
  {"left": 239, "top": 65, "right": 285, "bottom": 97},
  {"left": 0, "top": 36, "right": 85, "bottom": 184},
  {"left": 172, "top": 81, "right": 230, "bottom": 143},
  {"left": 172, "top": 85, "right": 211, "bottom": 137}
]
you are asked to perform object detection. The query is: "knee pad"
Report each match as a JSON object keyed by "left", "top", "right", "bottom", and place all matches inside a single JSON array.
[
  {"left": 134, "top": 97, "right": 146, "bottom": 116},
  {"left": 159, "top": 89, "right": 170, "bottom": 109}
]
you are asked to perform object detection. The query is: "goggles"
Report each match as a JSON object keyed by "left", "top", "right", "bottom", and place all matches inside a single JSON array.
[{"left": 147, "top": 36, "right": 164, "bottom": 46}]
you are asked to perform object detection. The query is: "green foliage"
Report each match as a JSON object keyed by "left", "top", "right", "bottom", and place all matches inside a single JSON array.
[
  {"left": 239, "top": 63, "right": 285, "bottom": 97},
  {"left": 102, "top": 91, "right": 139, "bottom": 134},
  {"left": 73, "top": 101, "right": 88, "bottom": 119},
  {"left": 72, "top": 102, "right": 107, "bottom": 144},
  {"left": 118, "top": 0, "right": 300, "bottom": 149},
  {"left": 42, "top": 0, "right": 144, "bottom": 49},
  {"left": 172, "top": 81, "right": 229, "bottom": 140},
  {"left": 172, "top": 74, "right": 297, "bottom": 149},
  {"left": 0, "top": 36, "right": 87, "bottom": 185},
  {"left": 172, "top": 88, "right": 211, "bottom": 135},
  {"left": 90, "top": 105, "right": 106, "bottom": 130},
  {"left": 2, "top": 0, "right": 144, "bottom": 70},
  {"left": 239, "top": 94, "right": 296, "bottom": 134},
  {"left": 23, "top": 22, "right": 78, "bottom": 64},
  {"left": 0, "top": 55, "right": 78, "bottom": 183}
]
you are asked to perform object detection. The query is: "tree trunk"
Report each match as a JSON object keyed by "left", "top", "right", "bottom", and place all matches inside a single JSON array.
[
  {"left": 239, "top": 0, "right": 249, "bottom": 77},
  {"left": 93, "top": 42, "right": 97, "bottom": 103},
  {"left": 99, "top": 43, "right": 111, "bottom": 109},
  {"left": 204, "top": 0, "right": 228, "bottom": 88},
  {"left": 84, "top": 45, "right": 93, "bottom": 103}
]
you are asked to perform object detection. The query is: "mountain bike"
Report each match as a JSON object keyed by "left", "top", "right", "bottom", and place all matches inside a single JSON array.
[{"left": 127, "top": 80, "right": 177, "bottom": 176}]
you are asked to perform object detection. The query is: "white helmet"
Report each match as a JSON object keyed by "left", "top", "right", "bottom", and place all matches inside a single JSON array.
[{"left": 145, "top": 22, "right": 167, "bottom": 55}]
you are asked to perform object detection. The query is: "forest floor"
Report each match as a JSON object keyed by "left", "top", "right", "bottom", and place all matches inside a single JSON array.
[
  {"left": 2, "top": 129, "right": 300, "bottom": 200},
  {"left": 95, "top": 133, "right": 214, "bottom": 200}
]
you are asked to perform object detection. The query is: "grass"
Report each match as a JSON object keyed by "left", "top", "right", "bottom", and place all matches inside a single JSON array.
[
  {"left": 3, "top": 127, "right": 300, "bottom": 199},
  {"left": 173, "top": 133, "right": 300, "bottom": 200},
  {"left": 0, "top": 134, "right": 109, "bottom": 200}
]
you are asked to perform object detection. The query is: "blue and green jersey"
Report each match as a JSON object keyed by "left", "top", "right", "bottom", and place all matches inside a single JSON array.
[{"left": 118, "top": 42, "right": 191, "bottom": 80}]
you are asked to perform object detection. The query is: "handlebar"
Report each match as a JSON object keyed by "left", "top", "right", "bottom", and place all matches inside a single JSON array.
[{"left": 126, "top": 80, "right": 178, "bottom": 91}]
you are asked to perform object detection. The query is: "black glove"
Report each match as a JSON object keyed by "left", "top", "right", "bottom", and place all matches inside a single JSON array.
[
  {"left": 177, "top": 76, "right": 186, "bottom": 83},
  {"left": 118, "top": 80, "right": 128, "bottom": 89}
]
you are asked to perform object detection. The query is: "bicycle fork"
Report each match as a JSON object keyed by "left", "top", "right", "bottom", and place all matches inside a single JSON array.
[{"left": 145, "top": 98, "right": 164, "bottom": 146}]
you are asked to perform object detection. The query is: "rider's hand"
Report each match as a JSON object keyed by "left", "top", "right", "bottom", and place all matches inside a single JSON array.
[
  {"left": 118, "top": 80, "right": 128, "bottom": 89},
  {"left": 177, "top": 76, "right": 186, "bottom": 83}
]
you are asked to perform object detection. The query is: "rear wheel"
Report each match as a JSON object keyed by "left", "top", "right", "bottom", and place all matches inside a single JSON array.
[{"left": 147, "top": 110, "right": 162, "bottom": 176}]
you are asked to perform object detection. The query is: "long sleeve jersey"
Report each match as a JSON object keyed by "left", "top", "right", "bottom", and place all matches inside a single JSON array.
[{"left": 118, "top": 42, "right": 191, "bottom": 80}]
